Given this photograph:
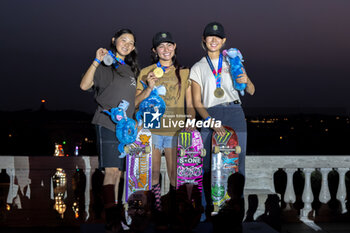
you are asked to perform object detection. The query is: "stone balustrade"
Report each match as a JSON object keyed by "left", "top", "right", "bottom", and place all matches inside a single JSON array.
[
  {"left": 1, "top": 155, "right": 349, "bottom": 225},
  {"left": 245, "top": 155, "right": 350, "bottom": 228}
]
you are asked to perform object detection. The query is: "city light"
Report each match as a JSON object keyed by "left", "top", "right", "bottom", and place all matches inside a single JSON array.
[
  {"left": 41, "top": 99, "right": 46, "bottom": 103},
  {"left": 250, "top": 120, "right": 275, "bottom": 124},
  {"left": 72, "top": 202, "right": 79, "bottom": 219},
  {"left": 53, "top": 168, "right": 67, "bottom": 219},
  {"left": 54, "top": 144, "right": 65, "bottom": 157}
]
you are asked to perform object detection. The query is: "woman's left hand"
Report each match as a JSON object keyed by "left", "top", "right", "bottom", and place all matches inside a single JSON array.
[{"left": 236, "top": 69, "right": 248, "bottom": 84}]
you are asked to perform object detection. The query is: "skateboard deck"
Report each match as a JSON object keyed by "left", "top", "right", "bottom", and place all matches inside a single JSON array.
[
  {"left": 177, "top": 128, "right": 206, "bottom": 192},
  {"left": 124, "top": 128, "right": 152, "bottom": 202},
  {"left": 211, "top": 125, "right": 241, "bottom": 213}
]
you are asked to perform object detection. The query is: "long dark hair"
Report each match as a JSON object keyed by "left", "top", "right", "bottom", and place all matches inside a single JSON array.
[
  {"left": 110, "top": 29, "right": 140, "bottom": 77},
  {"left": 151, "top": 47, "right": 184, "bottom": 98}
]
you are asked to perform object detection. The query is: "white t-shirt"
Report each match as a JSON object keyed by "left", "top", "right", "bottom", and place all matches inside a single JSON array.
[{"left": 190, "top": 57, "right": 241, "bottom": 108}]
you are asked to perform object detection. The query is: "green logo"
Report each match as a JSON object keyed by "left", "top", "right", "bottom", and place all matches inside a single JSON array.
[
  {"left": 213, "top": 25, "right": 218, "bottom": 31},
  {"left": 180, "top": 132, "right": 192, "bottom": 149},
  {"left": 161, "top": 33, "right": 167, "bottom": 38},
  {"left": 214, "top": 129, "right": 232, "bottom": 144},
  {"left": 212, "top": 184, "right": 225, "bottom": 201}
]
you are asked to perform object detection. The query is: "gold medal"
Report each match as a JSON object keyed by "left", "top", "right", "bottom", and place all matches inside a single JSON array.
[
  {"left": 153, "top": 67, "right": 164, "bottom": 78},
  {"left": 214, "top": 88, "right": 225, "bottom": 98}
]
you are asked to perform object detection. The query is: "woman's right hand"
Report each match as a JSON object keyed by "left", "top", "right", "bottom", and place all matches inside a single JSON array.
[
  {"left": 96, "top": 48, "right": 108, "bottom": 62},
  {"left": 212, "top": 124, "right": 226, "bottom": 137},
  {"left": 146, "top": 71, "right": 157, "bottom": 89}
]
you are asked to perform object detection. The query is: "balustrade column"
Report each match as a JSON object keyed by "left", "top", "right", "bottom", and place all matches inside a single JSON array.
[
  {"left": 83, "top": 157, "right": 92, "bottom": 220},
  {"left": 301, "top": 168, "right": 315, "bottom": 218},
  {"left": 336, "top": 168, "right": 349, "bottom": 214},
  {"left": 319, "top": 168, "right": 331, "bottom": 204},
  {"left": 283, "top": 168, "right": 296, "bottom": 210},
  {"left": 6, "top": 168, "right": 16, "bottom": 204},
  {"left": 160, "top": 157, "right": 170, "bottom": 195}
]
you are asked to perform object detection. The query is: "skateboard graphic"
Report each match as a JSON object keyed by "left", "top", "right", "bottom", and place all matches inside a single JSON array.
[
  {"left": 177, "top": 128, "right": 206, "bottom": 192},
  {"left": 124, "top": 128, "right": 152, "bottom": 202},
  {"left": 211, "top": 125, "right": 241, "bottom": 213}
]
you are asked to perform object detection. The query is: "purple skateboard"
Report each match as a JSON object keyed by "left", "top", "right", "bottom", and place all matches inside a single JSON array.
[
  {"left": 124, "top": 128, "right": 152, "bottom": 202},
  {"left": 176, "top": 128, "right": 206, "bottom": 192}
]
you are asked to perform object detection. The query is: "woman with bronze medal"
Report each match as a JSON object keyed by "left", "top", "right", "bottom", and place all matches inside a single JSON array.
[
  {"left": 190, "top": 22, "right": 255, "bottom": 221},
  {"left": 135, "top": 32, "right": 195, "bottom": 215}
]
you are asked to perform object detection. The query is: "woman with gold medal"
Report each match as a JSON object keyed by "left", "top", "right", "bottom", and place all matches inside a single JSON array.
[
  {"left": 190, "top": 22, "right": 255, "bottom": 221},
  {"left": 135, "top": 32, "right": 195, "bottom": 213}
]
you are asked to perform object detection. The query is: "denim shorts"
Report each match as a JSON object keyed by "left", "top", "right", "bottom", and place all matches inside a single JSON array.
[{"left": 152, "top": 134, "right": 177, "bottom": 150}]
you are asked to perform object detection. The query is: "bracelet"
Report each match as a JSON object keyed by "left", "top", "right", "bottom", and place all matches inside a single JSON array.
[
  {"left": 92, "top": 63, "right": 97, "bottom": 68},
  {"left": 205, "top": 116, "right": 211, "bottom": 121},
  {"left": 94, "top": 58, "right": 101, "bottom": 64}
]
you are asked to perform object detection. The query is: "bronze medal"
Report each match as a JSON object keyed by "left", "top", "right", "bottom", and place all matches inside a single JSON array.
[
  {"left": 214, "top": 88, "right": 225, "bottom": 98},
  {"left": 153, "top": 67, "right": 164, "bottom": 78}
]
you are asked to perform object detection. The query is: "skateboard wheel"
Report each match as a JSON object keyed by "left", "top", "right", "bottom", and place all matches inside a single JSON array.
[
  {"left": 213, "top": 146, "right": 220, "bottom": 154},
  {"left": 145, "top": 146, "right": 151, "bottom": 153},
  {"left": 213, "top": 205, "right": 219, "bottom": 212},
  {"left": 235, "top": 146, "right": 241, "bottom": 154},
  {"left": 124, "top": 203, "right": 129, "bottom": 210},
  {"left": 179, "top": 149, "right": 185, "bottom": 157},
  {"left": 124, "top": 146, "right": 130, "bottom": 154},
  {"left": 200, "top": 148, "right": 206, "bottom": 157}
]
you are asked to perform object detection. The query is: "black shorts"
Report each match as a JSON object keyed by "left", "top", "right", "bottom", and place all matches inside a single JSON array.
[{"left": 96, "top": 125, "right": 125, "bottom": 171}]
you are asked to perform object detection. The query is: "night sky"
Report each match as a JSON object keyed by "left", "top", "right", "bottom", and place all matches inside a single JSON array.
[{"left": 1, "top": 0, "right": 350, "bottom": 114}]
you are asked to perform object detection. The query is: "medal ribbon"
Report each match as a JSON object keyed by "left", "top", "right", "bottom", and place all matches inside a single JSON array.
[
  {"left": 108, "top": 50, "right": 125, "bottom": 69},
  {"left": 206, "top": 54, "right": 223, "bottom": 88},
  {"left": 156, "top": 62, "right": 169, "bottom": 72}
]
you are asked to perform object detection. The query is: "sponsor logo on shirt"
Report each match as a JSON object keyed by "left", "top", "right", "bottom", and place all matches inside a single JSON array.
[{"left": 130, "top": 77, "right": 136, "bottom": 87}]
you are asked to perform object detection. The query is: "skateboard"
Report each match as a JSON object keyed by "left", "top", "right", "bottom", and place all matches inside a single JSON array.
[
  {"left": 177, "top": 128, "right": 206, "bottom": 192},
  {"left": 211, "top": 125, "right": 241, "bottom": 214},
  {"left": 124, "top": 128, "right": 152, "bottom": 202}
]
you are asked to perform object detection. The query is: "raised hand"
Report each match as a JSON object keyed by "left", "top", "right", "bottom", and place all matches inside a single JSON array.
[
  {"left": 96, "top": 48, "right": 108, "bottom": 62},
  {"left": 146, "top": 71, "right": 158, "bottom": 89}
]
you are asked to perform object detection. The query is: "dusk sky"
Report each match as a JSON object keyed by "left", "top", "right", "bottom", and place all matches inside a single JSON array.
[{"left": 1, "top": 0, "right": 350, "bottom": 114}]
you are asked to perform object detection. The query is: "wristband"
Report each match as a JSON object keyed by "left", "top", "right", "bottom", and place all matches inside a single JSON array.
[
  {"left": 205, "top": 116, "right": 211, "bottom": 121},
  {"left": 94, "top": 58, "right": 101, "bottom": 64}
]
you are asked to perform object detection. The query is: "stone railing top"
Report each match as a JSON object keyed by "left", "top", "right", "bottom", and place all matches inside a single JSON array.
[
  {"left": 2, "top": 155, "right": 349, "bottom": 170},
  {"left": 246, "top": 155, "right": 350, "bottom": 169},
  {"left": 0, "top": 156, "right": 99, "bottom": 170}
]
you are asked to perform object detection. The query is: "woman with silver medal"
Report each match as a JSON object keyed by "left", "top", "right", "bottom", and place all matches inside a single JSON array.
[
  {"left": 190, "top": 22, "right": 255, "bottom": 222},
  {"left": 80, "top": 29, "right": 140, "bottom": 222}
]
